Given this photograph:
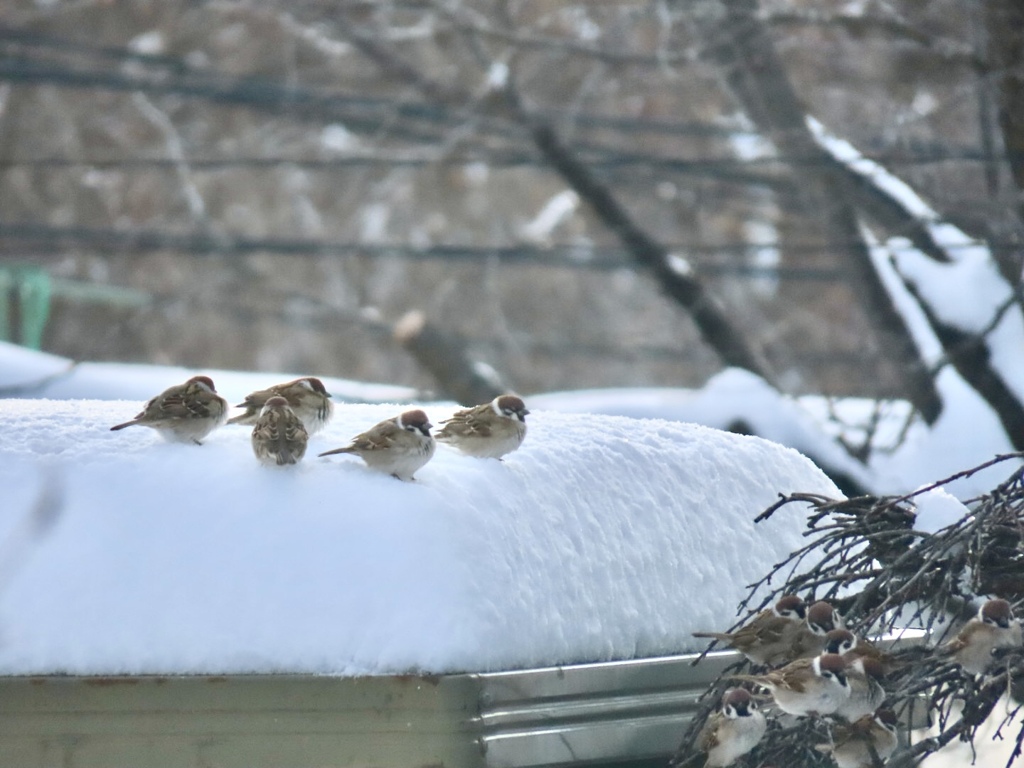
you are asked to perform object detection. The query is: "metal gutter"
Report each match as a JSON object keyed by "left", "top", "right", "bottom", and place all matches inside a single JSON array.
[
  {"left": 0, "top": 636, "right": 925, "bottom": 768},
  {"left": 474, "top": 651, "right": 737, "bottom": 768}
]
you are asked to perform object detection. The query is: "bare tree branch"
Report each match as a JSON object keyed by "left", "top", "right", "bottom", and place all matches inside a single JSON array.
[{"left": 686, "top": 0, "right": 944, "bottom": 425}]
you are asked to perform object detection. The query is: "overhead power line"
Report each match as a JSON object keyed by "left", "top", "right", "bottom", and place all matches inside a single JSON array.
[{"left": 0, "top": 221, "right": 1000, "bottom": 280}]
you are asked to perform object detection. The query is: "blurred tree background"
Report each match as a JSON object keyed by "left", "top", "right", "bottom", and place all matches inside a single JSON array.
[{"left": 0, "top": 0, "right": 1020, "bottom": 403}]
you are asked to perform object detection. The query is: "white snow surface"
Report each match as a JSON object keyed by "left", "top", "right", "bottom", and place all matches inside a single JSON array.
[
  {"left": 533, "top": 369, "right": 1020, "bottom": 499},
  {"left": 0, "top": 392, "right": 839, "bottom": 676},
  {"left": 911, "top": 487, "right": 970, "bottom": 535}
]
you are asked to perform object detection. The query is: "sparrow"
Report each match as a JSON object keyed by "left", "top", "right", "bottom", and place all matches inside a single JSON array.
[
  {"left": 731, "top": 653, "right": 851, "bottom": 717},
  {"left": 228, "top": 377, "right": 334, "bottom": 434},
  {"left": 788, "top": 600, "right": 843, "bottom": 659},
  {"left": 836, "top": 656, "right": 886, "bottom": 722},
  {"left": 251, "top": 396, "right": 309, "bottom": 466},
  {"left": 435, "top": 394, "right": 530, "bottom": 459},
  {"left": 109, "top": 375, "right": 228, "bottom": 444},
  {"left": 824, "top": 628, "right": 902, "bottom": 676},
  {"left": 815, "top": 709, "right": 899, "bottom": 768},
  {"left": 938, "top": 598, "right": 1023, "bottom": 675},
  {"left": 318, "top": 409, "right": 435, "bottom": 481},
  {"left": 696, "top": 688, "right": 767, "bottom": 767},
  {"left": 692, "top": 594, "right": 808, "bottom": 666}
]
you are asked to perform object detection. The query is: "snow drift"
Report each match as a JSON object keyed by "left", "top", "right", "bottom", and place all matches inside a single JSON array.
[{"left": 0, "top": 397, "right": 837, "bottom": 676}]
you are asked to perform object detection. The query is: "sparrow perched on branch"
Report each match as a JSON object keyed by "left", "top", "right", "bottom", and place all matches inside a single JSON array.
[
  {"left": 824, "top": 628, "right": 880, "bottom": 660},
  {"left": 435, "top": 394, "right": 530, "bottom": 459},
  {"left": 110, "top": 375, "right": 228, "bottom": 445},
  {"left": 228, "top": 377, "right": 334, "bottom": 434},
  {"left": 824, "top": 628, "right": 903, "bottom": 676},
  {"left": 815, "top": 709, "right": 899, "bottom": 768},
  {"left": 318, "top": 409, "right": 435, "bottom": 481},
  {"left": 692, "top": 594, "right": 808, "bottom": 666},
  {"left": 251, "top": 396, "right": 309, "bottom": 466},
  {"left": 789, "top": 600, "right": 843, "bottom": 659},
  {"left": 696, "top": 688, "right": 767, "bottom": 767},
  {"left": 938, "top": 598, "right": 1022, "bottom": 675},
  {"left": 836, "top": 656, "right": 886, "bottom": 722},
  {"left": 731, "top": 653, "right": 851, "bottom": 717}
]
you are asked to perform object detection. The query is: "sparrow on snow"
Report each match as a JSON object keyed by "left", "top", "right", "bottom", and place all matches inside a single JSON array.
[
  {"left": 696, "top": 688, "right": 767, "bottom": 768},
  {"left": 251, "top": 396, "right": 309, "bottom": 466},
  {"left": 731, "top": 653, "right": 851, "bottom": 717},
  {"left": 938, "top": 598, "right": 1022, "bottom": 675},
  {"left": 435, "top": 394, "right": 530, "bottom": 459},
  {"left": 835, "top": 656, "right": 886, "bottom": 722},
  {"left": 318, "top": 409, "right": 435, "bottom": 481},
  {"left": 816, "top": 709, "right": 899, "bottom": 768},
  {"left": 692, "top": 594, "right": 808, "bottom": 666},
  {"left": 228, "top": 377, "right": 334, "bottom": 434},
  {"left": 109, "top": 375, "right": 228, "bottom": 445}
]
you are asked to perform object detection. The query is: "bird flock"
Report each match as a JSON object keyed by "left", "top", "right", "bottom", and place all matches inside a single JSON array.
[
  {"left": 687, "top": 595, "right": 1022, "bottom": 768},
  {"left": 107, "top": 375, "right": 1023, "bottom": 767},
  {"left": 109, "top": 375, "right": 529, "bottom": 478}
]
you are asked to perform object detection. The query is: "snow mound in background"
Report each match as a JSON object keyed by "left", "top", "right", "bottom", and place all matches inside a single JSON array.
[
  {"left": 0, "top": 340, "right": 417, "bottom": 404},
  {"left": 0, "top": 398, "right": 838, "bottom": 676}
]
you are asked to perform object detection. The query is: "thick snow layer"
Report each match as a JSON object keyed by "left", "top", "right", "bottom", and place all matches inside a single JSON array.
[
  {"left": 532, "top": 369, "right": 1021, "bottom": 498},
  {"left": 532, "top": 370, "right": 876, "bottom": 490},
  {"left": 0, "top": 397, "right": 838, "bottom": 676},
  {"left": 912, "top": 487, "right": 970, "bottom": 535}
]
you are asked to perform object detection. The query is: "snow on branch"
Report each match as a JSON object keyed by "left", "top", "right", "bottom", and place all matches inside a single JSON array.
[{"left": 808, "top": 116, "right": 1024, "bottom": 450}]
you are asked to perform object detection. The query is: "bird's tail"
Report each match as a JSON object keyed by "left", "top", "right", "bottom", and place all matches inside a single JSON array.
[
  {"left": 318, "top": 446, "right": 354, "bottom": 457},
  {"left": 726, "top": 674, "right": 767, "bottom": 685},
  {"left": 692, "top": 631, "right": 732, "bottom": 641}
]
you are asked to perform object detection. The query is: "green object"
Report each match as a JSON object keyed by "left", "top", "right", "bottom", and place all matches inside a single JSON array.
[
  {"left": 17, "top": 267, "right": 51, "bottom": 350},
  {"left": 0, "top": 268, "right": 11, "bottom": 342},
  {"left": 0, "top": 266, "right": 52, "bottom": 349},
  {"left": 0, "top": 267, "right": 151, "bottom": 350}
]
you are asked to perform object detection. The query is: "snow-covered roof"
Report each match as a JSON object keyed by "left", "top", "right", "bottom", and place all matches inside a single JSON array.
[{"left": 0, "top": 392, "right": 837, "bottom": 677}]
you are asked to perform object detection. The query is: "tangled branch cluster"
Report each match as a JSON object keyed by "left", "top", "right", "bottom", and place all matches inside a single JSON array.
[{"left": 673, "top": 452, "right": 1024, "bottom": 768}]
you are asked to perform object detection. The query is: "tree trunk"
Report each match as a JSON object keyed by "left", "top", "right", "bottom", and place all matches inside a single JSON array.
[
  {"left": 983, "top": 0, "right": 1024, "bottom": 278},
  {"left": 689, "top": 0, "right": 944, "bottom": 425}
]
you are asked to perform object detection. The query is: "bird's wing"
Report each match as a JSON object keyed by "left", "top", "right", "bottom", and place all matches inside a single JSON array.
[
  {"left": 696, "top": 713, "right": 723, "bottom": 753},
  {"left": 283, "top": 410, "right": 309, "bottom": 444},
  {"left": 351, "top": 419, "right": 403, "bottom": 451},
  {"left": 439, "top": 404, "right": 494, "bottom": 437},
  {"left": 144, "top": 385, "right": 194, "bottom": 420},
  {"left": 237, "top": 388, "right": 272, "bottom": 410}
]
